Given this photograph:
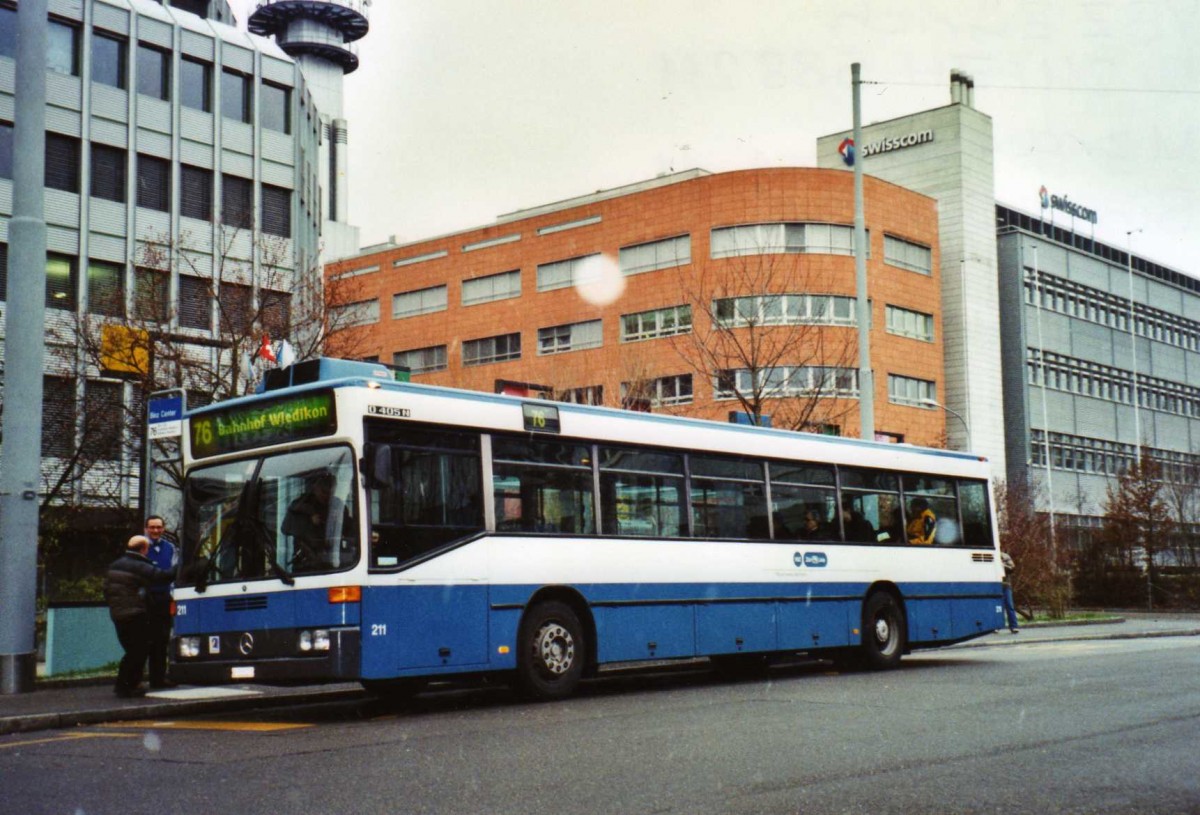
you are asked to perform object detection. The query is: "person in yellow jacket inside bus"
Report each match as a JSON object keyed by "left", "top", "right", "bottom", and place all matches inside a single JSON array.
[{"left": 906, "top": 497, "right": 937, "bottom": 545}]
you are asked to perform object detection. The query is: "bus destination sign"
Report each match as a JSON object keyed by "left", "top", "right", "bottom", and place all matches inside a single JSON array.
[
  {"left": 190, "top": 390, "right": 338, "bottom": 459},
  {"left": 523, "top": 403, "right": 560, "bottom": 434}
]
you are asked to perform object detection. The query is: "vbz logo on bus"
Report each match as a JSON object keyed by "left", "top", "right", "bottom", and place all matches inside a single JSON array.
[{"left": 794, "top": 551, "right": 828, "bottom": 568}]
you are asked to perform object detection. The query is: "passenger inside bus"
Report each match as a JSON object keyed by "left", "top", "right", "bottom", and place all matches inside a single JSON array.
[
  {"left": 841, "top": 502, "right": 876, "bottom": 543},
  {"left": 906, "top": 498, "right": 937, "bottom": 545},
  {"left": 283, "top": 472, "right": 342, "bottom": 570}
]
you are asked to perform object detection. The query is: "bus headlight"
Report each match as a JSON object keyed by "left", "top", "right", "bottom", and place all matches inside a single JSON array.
[
  {"left": 298, "top": 629, "right": 331, "bottom": 653},
  {"left": 178, "top": 637, "right": 201, "bottom": 658}
]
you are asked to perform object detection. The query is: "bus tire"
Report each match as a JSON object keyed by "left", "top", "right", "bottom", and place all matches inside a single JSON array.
[
  {"left": 859, "top": 591, "right": 906, "bottom": 670},
  {"left": 516, "top": 601, "right": 585, "bottom": 701}
]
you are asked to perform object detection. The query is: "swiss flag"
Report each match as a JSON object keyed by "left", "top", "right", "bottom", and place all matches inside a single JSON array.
[{"left": 258, "top": 334, "right": 277, "bottom": 363}]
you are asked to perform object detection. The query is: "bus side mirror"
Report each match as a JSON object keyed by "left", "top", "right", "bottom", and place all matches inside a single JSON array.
[{"left": 362, "top": 443, "right": 394, "bottom": 490}]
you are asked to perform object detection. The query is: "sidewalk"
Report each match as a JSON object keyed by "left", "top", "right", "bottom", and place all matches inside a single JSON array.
[{"left": 3, "top": 611, "right": 1198, "bottom": 736}]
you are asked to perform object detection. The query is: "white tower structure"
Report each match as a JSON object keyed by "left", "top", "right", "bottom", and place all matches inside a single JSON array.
[{"left": 249, "top": 0, "right": 369, "bottom": 260}]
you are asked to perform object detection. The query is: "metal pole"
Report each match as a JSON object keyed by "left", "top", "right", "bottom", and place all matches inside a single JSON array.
[
  {"left": 1126, "top": 229, "right": 1142, "bottom": 456},
  {"left": 923, "top": 399, "right": 971, "bottom": 451},
  {"left": 851, "top": 63, "right": 874, "bottom": 440},
  {"left": 1029, "top": 244, "right": 1057, "bottom": 562},
  {"left": 0, "top": 0, "right": 49, "bottom": 694}
]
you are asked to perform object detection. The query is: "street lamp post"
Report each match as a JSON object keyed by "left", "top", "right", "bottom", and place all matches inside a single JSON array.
[{"left": 922, "top": 398, "right": 971, "bottom": 451}]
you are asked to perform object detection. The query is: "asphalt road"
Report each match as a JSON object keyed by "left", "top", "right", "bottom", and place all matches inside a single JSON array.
[{"left": 3, "top": 636, "right": 1198, "bottom": 815}]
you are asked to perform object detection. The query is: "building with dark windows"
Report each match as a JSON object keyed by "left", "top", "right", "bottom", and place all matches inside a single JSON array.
[
  {"left": 0, "top": 0, "right": 367, "bottom": 569},
  {"left": 997, "top": 205, "right": 1200, "bottom": 536},
  {"left": 327, "top": 167, "right": 952, "bottom": 447}
]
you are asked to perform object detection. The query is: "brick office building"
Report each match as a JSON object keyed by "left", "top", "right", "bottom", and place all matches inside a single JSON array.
[{"left": 327, "top": 167, "right": 949, "bottom": 446}]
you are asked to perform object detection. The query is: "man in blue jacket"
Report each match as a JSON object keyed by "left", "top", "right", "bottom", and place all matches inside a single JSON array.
[{"left": 143, "top": 515, "right": 177, "bottom": 688}]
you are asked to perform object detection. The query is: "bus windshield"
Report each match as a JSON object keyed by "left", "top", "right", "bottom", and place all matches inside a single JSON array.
[{"left": 180, "top": 445, "right": 360, "bottom": 586}]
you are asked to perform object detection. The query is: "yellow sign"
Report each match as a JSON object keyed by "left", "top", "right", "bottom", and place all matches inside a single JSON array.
[{"left": 100, "top": 324, "right": 150, "bottom": 375}]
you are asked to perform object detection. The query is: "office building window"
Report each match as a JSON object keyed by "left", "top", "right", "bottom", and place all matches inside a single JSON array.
[
  {"left": 0, "top": 7, "right": 14, "bottom": 59},
  {"left": 332, "top": 298, "right": 379, "bottom": 328},
  {"left": 714, "top": 367, "right": 859, "bottom": 400},
  {"left": 134, "top": 267, "right": 169, "bottom": 322},
  {"left": 885, "top": 305, "right": 935, "bottom": 341},
  {"left": 180, "top": 56, "right": 211, "bottom": 112},
  {"left": 0, "top": 120, "right": 12, "bottom": 179},
  {"left": 887, "top": 374, "right": 936, "bottom": 407},
  {"left": 136, "top": 42, "right": 170, "bottom": 100},
  {"left": 172, "top": 0, "right": 210, "bottom": 15},
  {"left": 90, "top": 143, "right": 127, "bottom": 203},
  {"left": 91, "top": 30, "right": 127, "bottom": 89},
  {"left": 88, "top": 260, "right": 124, "bottom": 317},
  {"left": 462, "top": 269, "right": 521, "bottom": 306},
  {"left": 180, "top": 165, "right": 212, "bottom": 221},
  {"left": 619, "top": 235, "right": 691, "bottom": 276},
  {"left": 0, "top": 242, "right": 7, "bottom": 301},
  {"left": 884, "top": 235, "right": 932, "bottom": 275},
  {"left": 219, "top": 282, "right": 252, "bottom": 334},
  {"left": 711, "top": 223, "right": 862, "bottom": 259},
  {"left": 394, "top": 345, "right": 448, "bottom": 375},
  {"left": 178, "top": 274, "right": 211, "bottom": 329},
  {"left": 621, "top": 304, "right": 692, "bottom": 342},
  {"left": 137, "top": 154, "right": 170, "bottom": 211},
  {"left": 45, "top": 133, "right": 81, "bottom": 193},
  {"left": 556, "top": 385, "right": 604, "bottom": 406},
  {"left": 713, "top": 294, "right": 856, "bottom": 327},
  {"left": 261, "top": 184, "right": 291, "bottom": 237},
  {"left": 42, "top": 376, "right": 77, "bottom": 459},
  {"left": 538, "top": 319, "right": 602, "bottom": 355},
  {"left": 261, "top": 81, "right": 291, "bottom": 133},
  {"left": 392, "top": 284, "right": 447, "bottom": 318},
  {"left": 621, "top": 374, "right": 693, "bottom": 407},
  {"left": 221, "top": 68, "right": 250, "bottom": 123},
  {"left": 463, "top": 333, "right": 521, "bottom": 366},
  {"left": 47, "top": 18, "right": 79, "bottom": 76},
  {"left": 46, "top": 253, "right": 76, "bottom": 310},
  {"left": 221, "top": 174, "right": 253, "bottom": 229},
  {"left": 537, "top": 254, "right": 602, "bottom": 292},
  {"left": 85, "top": 380, "right": 125, "bottom": 461},
  {"left": 261, "top": 289, "right": 291, "bottom": 336}
]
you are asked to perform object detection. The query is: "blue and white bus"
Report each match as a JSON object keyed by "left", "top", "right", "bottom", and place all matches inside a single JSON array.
[{"left": 170, "top": 358, "right": 1006, "bottom": 699}]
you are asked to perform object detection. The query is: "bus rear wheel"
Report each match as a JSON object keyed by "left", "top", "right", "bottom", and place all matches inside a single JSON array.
[
  {"left": 515, "top": 601, "right": 585, "bottom": 701},
  {"left": 859, "top": 591, "right": 906, "bottom": 670}
]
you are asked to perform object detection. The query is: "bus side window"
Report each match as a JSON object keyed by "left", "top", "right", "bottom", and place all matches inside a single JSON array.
[{"left": 958, "top": 480, "right": 993, "bottom": 548}]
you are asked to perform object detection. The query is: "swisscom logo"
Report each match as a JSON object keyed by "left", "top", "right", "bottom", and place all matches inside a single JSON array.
[{"left": 794, "top": 551, "right": 828, "bottom": 568}]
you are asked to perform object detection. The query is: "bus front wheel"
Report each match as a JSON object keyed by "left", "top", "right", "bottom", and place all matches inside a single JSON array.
[
  {"left": 515, "top": 601, "right": 585, "bottom": 701},
  {"left": 859, "top": 591, "right": 906, "bottom": 670}
]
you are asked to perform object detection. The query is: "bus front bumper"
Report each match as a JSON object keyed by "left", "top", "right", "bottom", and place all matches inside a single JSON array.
[{"left": 169, "top": 627, "right": 360, "bottom": 685}]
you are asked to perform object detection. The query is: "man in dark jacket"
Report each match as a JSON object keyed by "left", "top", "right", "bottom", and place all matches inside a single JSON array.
[{"left": 103, "top": 535, "right": 176, "bottom": 698}]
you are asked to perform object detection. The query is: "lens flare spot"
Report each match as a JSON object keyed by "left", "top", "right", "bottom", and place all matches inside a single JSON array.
[{"left": 574, "top": 254, "right": 625, "bottom": 306}]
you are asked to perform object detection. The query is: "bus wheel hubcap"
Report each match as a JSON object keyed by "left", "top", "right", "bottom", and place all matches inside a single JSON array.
[
  {"left": 537, "top": 623, "right": 575, "bottom": 675},
  {"left": 874, "top": 617, "right": 891, "bottom": 644}
]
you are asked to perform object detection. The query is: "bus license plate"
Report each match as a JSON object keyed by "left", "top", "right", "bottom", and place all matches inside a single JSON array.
[{"left": 231, "top": 666, "right": 255, "bottom": 680}]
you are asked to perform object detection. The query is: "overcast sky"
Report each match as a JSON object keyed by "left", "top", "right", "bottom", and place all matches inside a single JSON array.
[{"left": 235, "top": 0, "right": 1199, "bottom": 273}]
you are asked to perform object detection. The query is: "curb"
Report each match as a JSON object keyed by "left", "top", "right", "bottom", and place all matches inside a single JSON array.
[{"left": 0, "top": 686, "right": 366, "bottom": 736}]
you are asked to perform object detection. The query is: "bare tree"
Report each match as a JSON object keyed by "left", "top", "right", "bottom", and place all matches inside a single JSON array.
[
  {"left": 995, "top": 478, "right": 1070, "bottom": 619},
  {"left": 670, "top": 248, "right": 858, "bottom": 432},
  {"left": 1099, "top": 451, "right": 1175, "bottom": 609},
  {"left": 41, "top": 219, "right": 370, "bottom": 511}
]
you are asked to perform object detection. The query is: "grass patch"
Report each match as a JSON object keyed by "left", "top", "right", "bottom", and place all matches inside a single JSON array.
[{"left": 1025, "top": 611, "right": 1122, "bottom": 625}]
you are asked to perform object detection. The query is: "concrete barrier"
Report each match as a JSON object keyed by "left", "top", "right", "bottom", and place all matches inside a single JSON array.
[{"left": 45, "top": 602, "right": 120, "bottom": 676}]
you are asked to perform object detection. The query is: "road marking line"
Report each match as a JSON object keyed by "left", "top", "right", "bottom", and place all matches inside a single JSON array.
[
  {"left": 98, "top": 720, "right": 312, "bottom": 732},
  {"left": 0, "top": 732, "right": 138, "bottom": 749}
]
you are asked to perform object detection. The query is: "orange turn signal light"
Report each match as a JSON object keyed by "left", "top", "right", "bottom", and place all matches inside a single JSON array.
[
  {"left": 170, "top": 600, "right": 177, "bottom": 617},
  {"left": 328, "top": 586, "right": 362, "bottom": 604}
]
